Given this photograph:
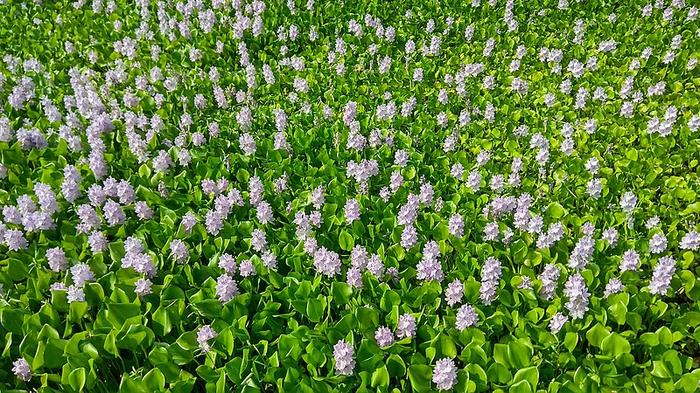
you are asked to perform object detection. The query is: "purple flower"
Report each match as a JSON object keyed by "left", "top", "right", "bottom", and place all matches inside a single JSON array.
[
  {"left": 389, "top": 171, "right": 403, "bottom": 193},
  {"left": 4, "top": 229, "right": 27, "bottom": 251},
  {"left": 455, "top": 304, "right": 478, "bottom": 331},
  {"left": 344, "top": 199, "right": 360, "bottom": 224},
  {"left": 346, "top": 245, "right": 367, "bottom": 268},
  {"left": 205, "top": 209, "right": 225, "bottom": 235},
  {"left": 3, "top": 206, "right": 22, "bottom": 224},
  {"left": 539, "top": 264, "right": 561, "bottom": 300},
  {"left": 432, "top": 358, "right": 457, "bottom": 391},
  {"left": 620, "top": 249, "right": 640, "bottom": 272},
  {"left": 649, "top": 256, "right": 676, "bottom": 295},
  {"left": 122, "top": 239, "right": 157, "bottom": 277},
  {"left": 602, "top": 228, "right": 618, "bottom": 246},
  {"left": 46, "top": 247, "right": 68, "bottom": 271},
  {"left": 152, "top": 150, "right": 173, "bottom": 173},
  {"left": 620, "top": 191, "right": 637, "bottom": 213},
  {"left": 519, "top": 276, "right": 533, "bottom": 290},
  {"left": 680, "top": 231, "right": 700, "bottom": 251},
  {"left": 197, "top": 325, "right": 218, "bottom": 353},
  {"left": 103, "top": 200, "right": 125, "bottom": 226},
  {"left": 311, "top": 186, "right": 325, "bottom": 209},
  {"left": 251, "top": 229, "right": 267, "bottom": 252},
  {"left": 62, "top": 165, "right": 81, "bottom": 203},
  {"left": 249, "top": 176, "right": 264, "bottom": 207},
  {"left": 397, "top": 195, "right": 420, "bottom": 226},
  {"left": 419, "top": 182, "right": 434, "bottom": 205},
  {"left": 394, "top": 150, "right": 409, "bottom": 167},
  {"left": 239, "top": 260, "right": 256, "bottom": 277},
  {"left": 366, "top": 254, "right": 384, "bottom": 278},
  {"left": 218, "top": 253, "right": 237, "bottom": 275},
  {"left": 333, "top": 340, "right": 355, "bottom": 376},
  {"left": 23, "top": 210, "right": 53, "bottom": 232},
  {"left": 480, "top": 257, "right": 502, "bottom": 305},
  {"left": 451, "top": 163, "right": 464, "bottom": 179},
  {"left": 346, "top": 266, "right": 363, "bottom": 288},
  {"left": 256, "top": 201, "right": 273, "bottom": 224},
  {"left": 12, "top": 358, "right": 32, "bottom": 381},
  {"left": 401, "top": 224, "right": 418, "bottom": 249},
  {"left": 467, "top": 171, "right": 482, "bottom": 191},
  {"left": 303, "top": 237, "right": 318, "bottom": 255},
  {"left": 16, "top": 127, "right": 47, "bottom": 150},
  {"left": 134, "top": 201, "right": 153, "bottom": 220},
  {"left": 374, "top": 326, "right": 395, "bottom": 347},
  {"left": 77, "top": 204, "right": 100, "bottom": 233},
  {"left": 313, "top": 247, "right": 341, "bottom": 277},
  {"left": 564, "top": 273, "right": 590, "bottom": 319},
  {"left": 216, "top": 274, "right": 239, "bottom": 303},
  {"left": 87, "top": 184, "right": 106, "bottom": 207},
  {"left": 67, "top": 285, "right": 85, "bottom": 303},
  {"left": 448, "top": 214, "right": 464, "bottom": 237},
  {"left": 604, "top": 278, "right": 624, "bottom": 297},
  {"left": 445, "top": 280, "right": 464, "bottom": 306},
  {"left": 170, "top": 239, "right": 189, "bottom": 263},
  {"left": 239, "top": 132, "right": 256, "bottom": 156},
  {"left": 13, "top": 195, "right": 34, "bottom": 215},
  {"left": 649, "top": 233, "right": 668, "bottom": 254},
  {"left": 135, "top": 278, "right": 152, "bottom": 297},
  {"left": 569, "top": 236, "right": 595, "bottom": 270},
  {"left": 70, "top": 263, "right": 94, "bottom": 287},
  {"left": 483, "top": 221, "right": 499, "bottom": 241},
  {"left": 396, "top": 313, "right": 417, "bottom": 339},
  {"left": 549, "top": 312, "right": 568, "bottom": 334},
  {"left": 117, "top": 180, "right": 135, "bottom": 204},
  {"left": 261, "top": 251, "right": 277, "bottom": 269},
  {"left": 88, "top": 231, "right": 107, "bottom": 253},
  {"left": 180, "top": 211, "right": 197, "bottom": 233},
  {"left": 417, "top": 241, "right": 444, "bottom": 282}
]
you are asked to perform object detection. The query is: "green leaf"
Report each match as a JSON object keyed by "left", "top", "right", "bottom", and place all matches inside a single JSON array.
[
  {"left": 439, "top": 334, "right": 457, "bottom": 358},
  {"left": 142, "top": 368, "right": 166, "bottom": 391},
  {"left": 7, "top": 258, "right": 29, "bottom": 281},
  {"left": 608, "top": 300, "right": 627, "bottom": 325},
  {"left": 601, "top": 333, "right": 631, "bottom": 357},
  {"left": 493, "top": 343, "right": 510, "bottom": 368},
  {"left": 192, "top": 299, "right": 223, "bottom": 318},
  {"left": 408, "top": 364, "right": 432, "bottom": 393},
  {"left": 546, "top": 202, "right": 566, "bottom": 219},
  {"left": 356, "top": 307, "right": 379, "bottom": 331},
  {"left": 279, "top": 334, "right": 303, "bottom": 361},
  {"left": 106, "top": 303, "right": 142, "bottom": 327},
  {"left": 509, "top": 380, "right": 534, "bottom": 393},
  {"left": 386, "top": 354, "right": 406, "bottom": 377},
  {"left": 331, "top": 282, "right": 353, "bottom": 305},
  {"left": 357, "top": 339, "right": 382, "bottom": 371},
  {"left": 69, "top": 301, "right": 89, "bottom": 323},
  {"left": 306, "top": 297, "right": 325, "bottom": 322},
  {"left": 339, "top": 229, "right": 355, "bottom": 251},
  {"left": 371, "top": 366, "right": 390, "bottom": 388},
  {"left": 508, "top": 340, "right": 532, "bottom": 368},
  {"left": 586, "top": 323, "right": 610, "bottom": 348},
  {"left": 379, "top": 290, "right": 401, "bottom": 312},
  {"left": 513, "top": 366, "right": 539, "bottom": 388},
  {"left": 564, "top": 332, "right": 578, "bottom": 352},
  {"left": 651, "top": 360, "right": 672, "bottom": 379},
  {"left": 68, "top": 367, "right": 87, "bottom": 392},
  {"left": 487, "top": 363, "right": 512, "bottom": 384}
]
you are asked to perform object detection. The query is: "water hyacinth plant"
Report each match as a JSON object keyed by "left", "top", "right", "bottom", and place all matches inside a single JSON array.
[{"left": 0, "top": 0, "right": 699, "bottom": 392}]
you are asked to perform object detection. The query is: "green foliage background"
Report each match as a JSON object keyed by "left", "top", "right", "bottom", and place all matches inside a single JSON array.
[{"left": 0, "top": 0, "right": 699, "bottom": 392}]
